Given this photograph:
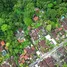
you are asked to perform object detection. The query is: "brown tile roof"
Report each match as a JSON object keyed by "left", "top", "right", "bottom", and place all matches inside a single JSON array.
[
  {"left": 51, "top": 30, "right": 57, "bottom": 38},
  {"left": 45, "top": 57, "right": 52, "bottom": 64},
  {"left": 38, "top": 57, "right": 56, "bottom": 67},
  {"left": 51, "top": 27, "right": 64, "bottom": 38},
  {"left": 45, "top": 57, "right": 55, "bottom": 67},
  {"left": 38, "top": 60, "right": 48, "bottom": 67},
  {"left": 48, "top": 62, "right": 55, "bottom": 67},
  {"left": 38, "top": 40, "right": 48, "bottom": 48},
  {"left": 24, "top": 47, "right": 35, "bottom": 55}
]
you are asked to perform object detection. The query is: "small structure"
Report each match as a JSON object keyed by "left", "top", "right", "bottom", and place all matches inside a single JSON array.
[
  {"left": 15, "top": 28, "right": 25, "bottom": 43},
  {"left": 45, "top": 57, "right": 56, "bottom": 67},
  {"left": 35, "top": 8, "right": 39, "bottom": 12},
  {"left": 57, "top": 47, "right": 66, "bottom": 57},
  {"left": 2, "top": 50, "right": 7, "bottom": 56},
  {"left": 45, "top": 35, "right": 57, "bottom": 45},
  {"left": 59, "top": 18, "right": 67, "bottom": 31},
  {"left": 1, "top": 41, "right": 5, "bottom": 46},
  {"left": 33, "top": 14, "right": 39, "bottom": 21},
  {"left": 38, "top": 40, "right": 49, "bottom": 49}
]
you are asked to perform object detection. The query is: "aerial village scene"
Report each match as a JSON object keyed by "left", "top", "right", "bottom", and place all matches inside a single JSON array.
[{"left": 0, "top": 0, "right": 67, "bottom": 67}]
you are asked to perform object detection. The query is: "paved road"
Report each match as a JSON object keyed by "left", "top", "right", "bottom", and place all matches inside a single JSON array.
[{"left": 29, "top": 39, "right": 67, "bottom": 67}]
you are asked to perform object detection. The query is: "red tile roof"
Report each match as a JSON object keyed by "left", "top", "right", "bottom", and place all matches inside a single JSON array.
[
  {"left": 58, "top": 27, "right": 63, "bottom": 31},
  {"left": 33, "top": 16, "right": 38, "bottom": 21},
  {"left": 0, "top": 41, "right": 5, "bottom": 46}
]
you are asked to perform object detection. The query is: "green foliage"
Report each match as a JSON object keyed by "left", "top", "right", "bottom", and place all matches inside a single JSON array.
[
  {"left": 64, "top": 42, "right": 67, "bottom": 46},
  {"left": 46, "top": 25, "right": 51, "bottom": 32},
  {"left": 0, "top": 18, "right": 5, "bottom": 25},
  {"left": 62, "top": 62, "right": 67, "bottom": 67},
  {"left": 56, "top": 0, "right": 62, "bottom": 4},
  {"left": 1, "top": 24, "right": 10, "bottom": 32},
  {"left": 46, "top": 9, "right": 57, "bottom": 21},
  {"left": 48, "top": 3, "right": 53, "bottom": 8},
  {"left": 24, "top": 17, "right": 33, "bottom": 26}
]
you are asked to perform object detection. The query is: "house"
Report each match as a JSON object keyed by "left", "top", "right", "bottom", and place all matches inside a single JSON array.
[
  {"left": 33, "top": 14, "right": 39, "bottom": 21},
  {"left": 38, "top": 40, "right": 48, "bottom": 49},
  {"left": 18, "top": 45, "right": 37, "bottom": 65},
  {"left": 45, "top": 35, "right": 57, "bottom": 45},
  {"left": 29, "top": 28, "right": 40, "bottom": 40},
  {"left": 2, "top": 50, "right": 7, "bottom": 56},
  {"left": 45, "top": 57, "right": 56, "bottom": 67},
  {"left": 35, "top": 8, "right": 39, "bottom": 12},
  {"left": 38, "top": 57, "right": 56, "bottom": 67},
  {"left": 38, "top": 60, "right": 48, "bottom": 67},
  {"left": 51, "top": 27, "right": 65, "bottom": 42},
  {"left": 0, "top": 41, "right": 5, "bottom": 46},
  {"left": 57, "top": 47, "right": 66, "bottom": 56},
  {"left": 59, "top": 18, "right": 67, "bottom": 31},
  {"left": 15, "top": 28, "right": 25, "bottom": 43},
  {"left": 36, "top": 51, "right": 42, "bottom": 56}
]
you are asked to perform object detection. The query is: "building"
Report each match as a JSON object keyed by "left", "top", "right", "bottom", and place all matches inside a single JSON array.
[
  {"left": 38, "top": 57, "right": 56, "bottom": 67},
  {"left": 0, "top": 41, "right": 5, "bottom": 52},
  {"left": 51, "top": 27, "right": 65, "bottom": 42},
  {"left": 29, "top": 26, "right": 47, "bottom": 44},
  {"left": 18, "top": 45, "right": 37, "bottom": 65},
  {"left": 15, "top": 28, "right": 25, "bottom": 43},
  {"left": 59, "top": 18, "right": 67, "bottom": 31}
]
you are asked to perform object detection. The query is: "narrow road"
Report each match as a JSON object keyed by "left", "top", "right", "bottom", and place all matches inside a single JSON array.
[{"left": 29, "top": 39, "right": 67, "bottom": 67}]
